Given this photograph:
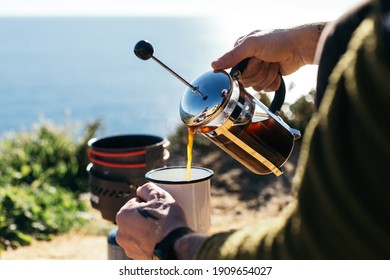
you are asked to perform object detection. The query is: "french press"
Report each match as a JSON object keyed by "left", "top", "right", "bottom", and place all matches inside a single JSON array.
[{"left": 134, "top": 40, "right": 301, "bottom": 176}]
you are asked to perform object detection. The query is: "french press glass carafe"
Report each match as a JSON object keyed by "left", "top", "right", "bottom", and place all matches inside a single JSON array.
[{"left": 134, "top": 40, "right": 301, "bottom": 176}]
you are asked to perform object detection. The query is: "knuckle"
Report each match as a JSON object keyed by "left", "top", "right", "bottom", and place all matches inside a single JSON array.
[
  {"left": 252, "top": 84, "right": 264, "bottom": 92},
  {"left": 226, "top": 49, "right": 240, "bottom": 64}
]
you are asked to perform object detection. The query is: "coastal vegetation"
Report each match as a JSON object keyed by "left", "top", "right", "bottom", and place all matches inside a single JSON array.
[{"left": 0, "top": 120, "right": 100, "bottom": 252}]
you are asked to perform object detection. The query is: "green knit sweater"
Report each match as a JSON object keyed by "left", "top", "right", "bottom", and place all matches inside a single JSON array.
[{"left": 197, "top": 1, "right": 390, "bottom": 259}]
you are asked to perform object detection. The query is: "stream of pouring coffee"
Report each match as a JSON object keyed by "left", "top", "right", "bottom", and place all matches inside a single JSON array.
[{"left": 186, "top": 127, "right": 196, "bottom": 181}]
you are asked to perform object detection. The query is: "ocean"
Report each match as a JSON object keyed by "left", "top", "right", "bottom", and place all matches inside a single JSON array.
[{"left": 0, "top": 17, "right": 317, "bottom": 140}]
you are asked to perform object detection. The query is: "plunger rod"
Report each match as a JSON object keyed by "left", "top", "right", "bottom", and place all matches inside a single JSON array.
[
  {"left": 151, "top": 56, "right": 207, "bottom": 100},
  {"left": 134, "top": 40, "right": 207, "bottom": 100}
]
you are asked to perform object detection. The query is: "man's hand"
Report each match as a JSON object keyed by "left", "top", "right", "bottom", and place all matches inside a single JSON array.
[
  {"left": 212, "top": 23, "right": 326, "bottom": 92},
  {"left": 115, "top": 183, "right": 188, "bottom": 259}
]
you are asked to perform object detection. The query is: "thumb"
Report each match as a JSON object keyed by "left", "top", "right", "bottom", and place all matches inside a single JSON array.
[{"left": 211, "top": 39, "right": 255, "bottom": 70}]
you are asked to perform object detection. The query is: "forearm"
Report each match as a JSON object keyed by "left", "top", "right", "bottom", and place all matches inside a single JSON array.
[{"left": 289, "top": 22, "right": 327, "bottom": 65}]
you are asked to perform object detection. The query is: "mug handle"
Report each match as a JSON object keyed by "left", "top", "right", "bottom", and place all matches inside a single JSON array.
[{"left": 230, "top": 58, "right": 285, "bottom": 114}]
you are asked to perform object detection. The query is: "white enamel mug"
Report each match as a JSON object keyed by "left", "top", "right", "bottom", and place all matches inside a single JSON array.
[{"left": 145, "top": 166, "right": 213, "bottom": 233}]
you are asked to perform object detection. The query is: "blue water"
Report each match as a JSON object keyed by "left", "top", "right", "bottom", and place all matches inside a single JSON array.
[{"left": 0, "top": 17, "right": 232, "bottom": 139}]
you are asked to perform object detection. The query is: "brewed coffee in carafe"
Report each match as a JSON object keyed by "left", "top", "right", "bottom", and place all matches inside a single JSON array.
[
  {"left": 180, "top": 67, "right": 301, "bottom": 176},
  {"left": 196, "top": 84, "right": 295, "bottom": 176}
]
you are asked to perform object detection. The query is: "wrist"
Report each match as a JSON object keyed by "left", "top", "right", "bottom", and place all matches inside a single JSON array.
[
  {"left": 153, "top": 227, "right": 193, "bottom": 260},
  {"left": 291, "top": 22, "right": 327, "bottom": 65}
]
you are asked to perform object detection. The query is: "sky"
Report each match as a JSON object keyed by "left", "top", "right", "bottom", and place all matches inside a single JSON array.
[{"left": 0, "top": 0, "right": 362, "bottom": 18}]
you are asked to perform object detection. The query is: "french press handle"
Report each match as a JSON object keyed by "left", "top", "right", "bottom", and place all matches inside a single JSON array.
[{"left": 229, "top": 58, "right": 285, "bottom": 114}]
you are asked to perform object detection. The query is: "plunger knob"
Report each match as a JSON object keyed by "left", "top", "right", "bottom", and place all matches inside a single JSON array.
[
  {"left": 134, "top": 40, "right": 154, "bottom": 60},
  {"left": 133, "top": 39, "right": 207, "bottom": 100}
]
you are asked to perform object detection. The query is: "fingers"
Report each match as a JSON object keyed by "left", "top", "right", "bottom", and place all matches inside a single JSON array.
[
  {"left": 241, "top": 61, "right": 281, "bottom": 92},
  {"left": 240, "top": 59, "right": 270, "bottom": 87},
  {"left": 211, "top": 33, "right": 281, "bottom": 92},
  {"left": 136, "top": 182, "right": 174, "bottom": 203},
  {"left": 117, "top": 183, "right": 176, "bottom": 223},
  {"left": 263, "top": 74, "right": 281, "bottom": 92},
  {"left": 211, "top": 50, "right": 237, "bottom": 70},
  {"left": 115, "top": 182, "right": 189, "bottom": 260},
  {"left": 211, "top": 36, "right": 257, "bottom": 70},
  {"left": 234, "top": 30, "right": 261, "bottom": 46}
]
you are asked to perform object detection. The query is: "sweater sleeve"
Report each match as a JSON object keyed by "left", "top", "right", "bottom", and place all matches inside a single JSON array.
[{"left": 196, "top": 1, "right": 390, "bottom": 260}]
